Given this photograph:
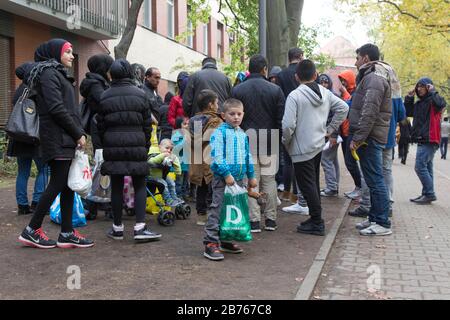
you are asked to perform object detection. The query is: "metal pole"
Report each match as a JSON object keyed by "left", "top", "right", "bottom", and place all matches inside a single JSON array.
[{"left": 259, "top": 0, "right": 266, "bottom": 57}]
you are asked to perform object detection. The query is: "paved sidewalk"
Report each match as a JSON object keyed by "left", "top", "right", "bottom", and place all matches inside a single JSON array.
[{"left": 314, "top": 145, "right": 450, "bottom": 300}]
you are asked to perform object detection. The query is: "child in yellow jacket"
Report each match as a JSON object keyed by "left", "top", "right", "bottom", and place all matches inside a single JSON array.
[{"left": 148, "top": 139, "right": 183, "bottom": 206}]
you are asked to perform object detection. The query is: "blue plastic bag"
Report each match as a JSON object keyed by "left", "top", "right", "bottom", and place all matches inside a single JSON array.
[{"left": 50, "top": 193, "right": 87, "bottom": 228}]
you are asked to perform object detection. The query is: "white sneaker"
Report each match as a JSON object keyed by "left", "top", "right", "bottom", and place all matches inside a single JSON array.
[
  {"left": 359, "top": 223, "right": 392, "bottom": 236},
  {"left": 282, "top": 203, "right": 309, "bottom": 215},
  {"left": 277, "top": 184, "right": 285, "bottom": 192},
  {"left": 355, "top": 220, "right": 373, "bottom": 230},
  {"left": 277, "top": 197, "right": 282, "bottom": 206}
]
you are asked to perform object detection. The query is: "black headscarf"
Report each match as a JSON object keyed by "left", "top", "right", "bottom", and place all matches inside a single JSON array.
[
  {"left": 34, "top": 38, "right": 70, "bottom": 63},
  {"left": 110, "top": 59, "right": 133, "bottom": 80},
  {"left": 87, "top": 54, "right": 114, "bottom": 81}
]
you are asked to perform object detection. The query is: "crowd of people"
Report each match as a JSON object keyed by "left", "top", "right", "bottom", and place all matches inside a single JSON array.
[{"left": 7, "top": 38, "right": 448, "bottom": 261}]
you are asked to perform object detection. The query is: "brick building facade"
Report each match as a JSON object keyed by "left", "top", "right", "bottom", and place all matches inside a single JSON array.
[{"left": 0, "top": 0, "right": 231, "bottom": 128}]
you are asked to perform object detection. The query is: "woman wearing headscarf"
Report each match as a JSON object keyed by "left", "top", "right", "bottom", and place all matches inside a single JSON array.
[
  {"left": 18, "top": 38, "right": 94, "bottom": 249},
  {"left": 167, "top": 71, "right": 189, "bottom": 129},
  {"left": 7, "top": 62, "right": 49, "bottom": 216},
  {"left": 96, "top": 59, "right": 161, "bottom": 242},
  {"left": 80, "top": 53, "right": 114, "bottom": 151}
]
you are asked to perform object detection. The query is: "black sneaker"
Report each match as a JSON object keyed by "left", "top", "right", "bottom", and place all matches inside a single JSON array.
[
  {"left": 134, "top": 225, "right": 162, "bottom": 242},
  {"left": 297, "top": 219, "right": 325, "bottom": 236},
  {"left": 204, "top": 243, "right": 224, "bottom": 261},
  {"left": 264, "top": 219, "right": 278, "bottom": 231},
  {"left": 220, "top": 242, "right": 243, "bottom": 254},
  {"left": 250, "top": 221, "right": 261, "bottom": 233},
  {"left": 412, "top": 195, "right": 436, "bottom": 204},
  {"left": 107, "top": 228, "right": 124, "bottom": 240},
  {"left": 18, "top": 227, "right": 56, "bottom": 249},
  {"left": 57, "top": 230, "right": 95, "bottom": 248},
  {"left": 18, "top": 205, "right": 32, "bottom": 215},
  {"left": 348, "top": 207, "right": 369, "bottom": 217}
]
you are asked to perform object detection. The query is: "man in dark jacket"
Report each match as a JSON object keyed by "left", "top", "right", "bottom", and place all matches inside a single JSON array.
[
  {"left": 405, "top": 77, "right": 447, "bottom": 204},
  {"left": 349, "top": 43, "right": 392, "bottom": 236},
  {"left": 143, "top": 67, "right": 162, "bottom": 119},
  {"left": 7, "top": 62, "right": 48, "bottom": 215},
  {"left": 182, "top": 57, "right": 232, "bottom": 117},
  {"left": 232, "top": 54, "right": 285, "bottom": 232},
  {"left": 277, "top": 47, "right": 303, "bottom": 98}
]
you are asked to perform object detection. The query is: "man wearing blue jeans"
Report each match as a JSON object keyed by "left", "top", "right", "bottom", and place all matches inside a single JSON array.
[
  {"left": 348, "top": 44, "right": 396, "bottom": 236},
  {"left": 405, "top": 77, "right": 446, "bottom": 204}
]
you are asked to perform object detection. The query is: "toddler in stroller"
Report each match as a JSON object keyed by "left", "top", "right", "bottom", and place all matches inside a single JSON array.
[{"left": 147, "top": 139, "right": 190, "bottom": 225}]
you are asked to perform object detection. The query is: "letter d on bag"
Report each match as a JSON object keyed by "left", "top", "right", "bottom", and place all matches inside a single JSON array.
[{"left": 226, "top": 205, "right": 243, "bottom": 224}]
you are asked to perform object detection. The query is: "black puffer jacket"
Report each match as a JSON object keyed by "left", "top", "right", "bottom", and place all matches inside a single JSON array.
[
  {"left": 33, "top": 65, "right": 84, "bottom": 163},
  {"left": 232, "top": 73, "right": 285, "bottom": 155},
  {"left": 97, "top": 78, "right": 153, "bottom": 176},
  {"left": 80, "top": 72, "right": 110, "bottom": 149}
]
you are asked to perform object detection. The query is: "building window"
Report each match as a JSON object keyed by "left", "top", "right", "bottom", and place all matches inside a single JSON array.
[
  {"left": 203, "top": 23, "right": 209, "bottom": 55},
  {"left": 167, "top": 0, "right": 175, "bottom": 39},
  {"left": 187, "top": 5, "right": 193, "bottom": 48},
  {"left": 143, "top": 0, "right": 152, "bottom": 29},
  {"left": 0, "top": 36, "right": 12, "bottom": 128},
  {"left": 187, "top": 20, "right": 194, "bottom": 48},
  {"left": 217, "top": 22, "right": 224, "bottom": 59}
]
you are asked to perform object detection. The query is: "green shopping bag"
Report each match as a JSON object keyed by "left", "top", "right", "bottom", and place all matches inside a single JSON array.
[{"left": 219, "top": 184, "right": 252, "bottom": 242}]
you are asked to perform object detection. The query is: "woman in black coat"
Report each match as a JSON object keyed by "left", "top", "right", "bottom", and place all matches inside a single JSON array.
[
  {"left": 18, "top": 38, "right": 94, "bottom": 249},
  {"left": 80, "top": 54, "right": 114, "bottom": 150},
  {"left": 97, "top": 59, "right": 161, "bottom": 242},
  {"left": 7, "top": 62, "right": 49, "bottom": 215}
]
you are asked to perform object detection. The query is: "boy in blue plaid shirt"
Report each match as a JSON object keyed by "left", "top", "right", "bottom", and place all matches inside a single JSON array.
[{"left": 203, "top": 98, "right": 257, "bottom": 261}]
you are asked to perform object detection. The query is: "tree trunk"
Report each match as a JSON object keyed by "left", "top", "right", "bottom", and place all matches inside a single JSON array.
[
  {"left": 266, "top": 0, "right": 289, "bottom": 68},
  {"left": 286, "top": 0, "right": 304, "bottom": 49},
  {"left": 266, "top": 0, "right": 303, "bottom": 68},
  {"left": 114, "top": 0, "right": 144, "bottom": 60}
]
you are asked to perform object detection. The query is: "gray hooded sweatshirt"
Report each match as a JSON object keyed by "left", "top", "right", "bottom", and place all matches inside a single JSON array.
[{"left": 282, "top": 83, "right": 349, "bottom": 162}]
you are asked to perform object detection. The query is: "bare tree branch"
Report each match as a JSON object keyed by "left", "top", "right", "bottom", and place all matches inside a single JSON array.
[{"left": 114, "top": 0, "right": 144, "bottom": 60}]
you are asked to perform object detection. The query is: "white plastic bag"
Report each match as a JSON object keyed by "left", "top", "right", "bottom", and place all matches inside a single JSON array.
[
  {"left": 87, "top": 149, "right": 111, "bottom": 203},
  {"left": 68, "top": 150, "right": 92, "bottom": 198},
  {"left": 323, "top": 135, "right": 343, "bottom": 151}
]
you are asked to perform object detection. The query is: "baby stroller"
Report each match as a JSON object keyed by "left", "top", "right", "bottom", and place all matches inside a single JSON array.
[
  {"left": 83, "top": 149, "right": 113, "bottom": 220},
  {"left": 146, "top": 174, "right": 191, "bottom": 226}
]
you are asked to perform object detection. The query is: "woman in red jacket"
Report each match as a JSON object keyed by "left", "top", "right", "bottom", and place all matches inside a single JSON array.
[{"left": 168, "top": 71, "right": 189, "bottom": 128}]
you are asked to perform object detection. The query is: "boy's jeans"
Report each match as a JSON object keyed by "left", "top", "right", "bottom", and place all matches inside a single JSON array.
[
  {"left": 16, "top": 157, "right": 48, "bottom": 206},
  {"left": 321, "top": 143, "right": 340, "bottom": 191},
  {"left": 415, "top": 143, "right": 438, "bottom": 197},
  {"left": 357, "top": 139, "right": 391, "bottom": 228},
  {"left": 203, "top": 177, "right": 244, "bottom": 245},
  {"left": 175, "top": 171, "right": 189, "bottom": 198}
]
